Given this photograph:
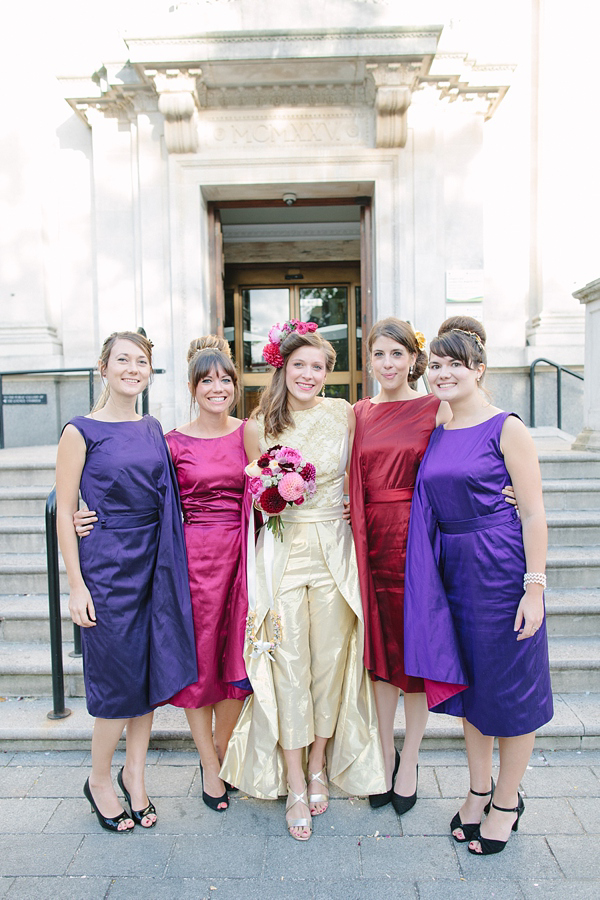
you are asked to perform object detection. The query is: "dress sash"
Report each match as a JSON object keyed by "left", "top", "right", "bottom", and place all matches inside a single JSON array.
[{"left": 439, "top": 507, "right": 518, "bottom": 534}]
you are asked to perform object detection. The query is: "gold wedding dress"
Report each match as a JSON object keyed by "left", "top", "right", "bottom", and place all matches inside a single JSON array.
[{"left": 221, "top": 398, "right": 385, "bottom": 799}]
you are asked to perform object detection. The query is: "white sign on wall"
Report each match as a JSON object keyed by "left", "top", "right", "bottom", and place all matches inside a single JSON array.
[{"left": 445, "top": 269, "right": 484, "bottom": 303}]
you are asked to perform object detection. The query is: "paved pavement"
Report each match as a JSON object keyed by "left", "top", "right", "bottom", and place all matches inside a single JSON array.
[{"left": 1, "top": 747, "right": 600, "bottom": 899}]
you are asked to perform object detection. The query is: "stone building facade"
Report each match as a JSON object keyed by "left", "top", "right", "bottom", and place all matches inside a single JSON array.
[{"left": 0, "top": 0, "right": 596, "bottom": 442}]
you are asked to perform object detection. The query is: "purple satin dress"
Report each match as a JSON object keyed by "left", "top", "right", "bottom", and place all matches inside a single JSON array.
[
  {"left": 71, "top": 415, "right": 197, "bottom": 719},
  {"left": 166, "top": 424, "right": 252, "bottom": 708},
  {"left": 404, "top": 412, "right": 553, "bottom": 737}
]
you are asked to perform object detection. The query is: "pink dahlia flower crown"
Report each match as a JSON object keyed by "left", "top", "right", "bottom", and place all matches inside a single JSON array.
[{"left": 262, "top": 318, "right": 319, "bottom": 369}]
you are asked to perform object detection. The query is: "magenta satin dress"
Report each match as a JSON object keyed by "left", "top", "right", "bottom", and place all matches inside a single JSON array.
[
  {"left": 166, "top": 424, "right": 252, "bottom": 708},
  {"left": 350, "top": 394, "right": 440, "bottom": 690}
]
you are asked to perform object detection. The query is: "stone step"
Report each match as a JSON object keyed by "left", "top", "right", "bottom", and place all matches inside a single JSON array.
[
  {"left": 0, "top": 487, "right": 50, "bottom": 516},
  {"left": 0, "top": 553, "right": 67, "bottom": 594},
  {"left": 1, "top": 633, "right": 597, "bottom": 698},
  {"left": 0, "top": 444, "right": 57, "bottom": 486},
  {"left": 0, "top": 692, "right": 598, "bottom": 751},
  {"left": 0, "top": 642, "right": 84, "bottom": 698},
  {"left": 0, "top": 594, "right": 72, "bottom": 643},
  {"left": 546, "top": 511, "right": 600, "bottom": 546},
  {"left": 546, "top": 546, "right": 600, "bottom": 588},
  {"left": 538, "top": 450, "right": 600, "bottom": 479},
  {"left": 0, "top": 518, "right": 47, "bottom": 553},
  {"left": 542, "top": 479, "right": 600, "bottom": 510},
  {"left": 544, "top": 589, "right": 600, "bottom": 637}
]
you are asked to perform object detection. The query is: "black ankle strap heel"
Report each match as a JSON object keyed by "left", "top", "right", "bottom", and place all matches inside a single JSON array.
[{"left": 450, "top": 778, "right": 494, "bottom": 843}]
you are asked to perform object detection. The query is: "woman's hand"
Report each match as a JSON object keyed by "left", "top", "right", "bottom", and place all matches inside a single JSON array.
[
  {"left": 343, "top": 495, "right": 351, "bottom": 525},
  {"left": 502, "top": 484, "right": 518, "bottom": 509},
  {"left": 514, "top": 587, "right": 544, "bottom": 641},
  {"left": 69, "top": 583, "right": 97, "bottom": 627},
  {"left": 73, "top": 507, "right": 97, "bottom": 538}
]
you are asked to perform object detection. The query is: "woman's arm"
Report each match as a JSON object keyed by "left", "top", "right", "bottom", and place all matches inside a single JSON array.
[
  {"left": 55, "top": 425, "right": 96, "bottom": 627},
  {"left": 345, "top": 401, "right": 356, "bottom": 472},
  {"left": 243, "top": 417, "right": 261, "bottom": 463},
  {"left": 501, "top": 415, "right": 548, "bottom": 641}
]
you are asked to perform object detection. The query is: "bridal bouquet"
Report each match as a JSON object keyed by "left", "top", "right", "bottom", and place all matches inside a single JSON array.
[{"left": 246, "top": 445, "right": 317, "bottom": 540}]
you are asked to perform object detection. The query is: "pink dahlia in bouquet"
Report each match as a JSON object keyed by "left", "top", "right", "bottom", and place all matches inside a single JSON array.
[
  {"left": 246, "top": 444, "right": 317, "bottom": 540},
  {"left": 262, "top": 318, "right": 319, "bottom": 369}
]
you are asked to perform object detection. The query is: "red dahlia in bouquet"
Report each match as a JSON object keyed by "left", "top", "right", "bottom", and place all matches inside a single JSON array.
[{"left": 246, "top": 445, "right": 317, "bottom": 540}]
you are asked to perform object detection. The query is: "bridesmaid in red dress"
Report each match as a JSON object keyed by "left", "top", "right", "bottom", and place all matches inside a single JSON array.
[
  {"left": 167, "top": 337, "right": 253, "bottom": 811},
  {"left": 350, "top": 318, "right": 450, "bottom": 815}
]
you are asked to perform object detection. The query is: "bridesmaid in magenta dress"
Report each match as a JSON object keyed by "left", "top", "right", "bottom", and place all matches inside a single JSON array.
[
  {"left": 167, "top": 337, "right": 252, "bottom": 812},
  {"left": 350, "top": 318, "right": 451, "bottom": 815}
]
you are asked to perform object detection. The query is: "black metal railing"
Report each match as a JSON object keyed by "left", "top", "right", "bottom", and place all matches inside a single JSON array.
[
  {"left": 529, "top": 358, "right": 584, "bottom": 430},
  {"left": 0, "top": 368, "right": 96, "bottom": 450},
  {"left": 45, "top": 486, "right": 73, "bottom": 719}
]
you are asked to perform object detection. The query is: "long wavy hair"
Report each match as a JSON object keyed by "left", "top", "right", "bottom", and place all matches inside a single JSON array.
[
  {"left": 187, "top": 335, "right": 240, "bottom": 415},
  {"left": 367, "top": 317, "right": 427, "bottom": 383},
  {"left": 256, "top": 331, "right": 336, "bottom": 439},
  {"left": 93, "top": 331, "right": 153, "bottom": 412}
]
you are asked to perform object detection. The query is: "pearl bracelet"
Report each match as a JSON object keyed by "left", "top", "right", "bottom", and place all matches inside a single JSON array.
[{"left": 523, "top": 572, "right": 546, "bottom": 589}]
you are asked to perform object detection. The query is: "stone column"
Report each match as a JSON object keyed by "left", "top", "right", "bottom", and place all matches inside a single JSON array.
[{"left": 572, "top": 278, "right": 600, "bottom": 451}]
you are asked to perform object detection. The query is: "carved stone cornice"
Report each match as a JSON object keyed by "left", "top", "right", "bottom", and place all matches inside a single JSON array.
[
  {"left": 149, "top": 70, "right": 202, "bottom": 152},
  {"left": 367, "top": 63, "right": 424, "bottom": 148}
]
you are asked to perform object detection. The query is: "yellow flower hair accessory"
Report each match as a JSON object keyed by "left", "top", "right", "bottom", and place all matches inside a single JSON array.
[{"left": 414, "top": 331, "right": 426, "bottom": 352}]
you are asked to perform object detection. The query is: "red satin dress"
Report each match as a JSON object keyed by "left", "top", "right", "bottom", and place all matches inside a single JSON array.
[
  {"left": 350, "top": 394, "right": 440, "bottom": 690},
  {"left": 166, "top": 424, "right": 252, "bottom": 708}
]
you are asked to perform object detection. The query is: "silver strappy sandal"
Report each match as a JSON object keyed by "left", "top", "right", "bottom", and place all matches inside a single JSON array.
[
  {"left": 285, "top": 784, "right": 312, "bottom": 841},
  {"left": 308, "top": 768, "right": 329, "bottom": 816}
]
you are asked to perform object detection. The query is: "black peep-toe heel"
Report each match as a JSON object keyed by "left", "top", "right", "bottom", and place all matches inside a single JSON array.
[
  {"left": 84, "top": 778, "right": 134, "bottom": 833},
  {"left": 369, "top": 748, "right": 400, "bottom": 809},
  {"left": 450, "top": 778, "right": 495, "bottom": 843},
  {"left": 468, "top": 793, "right": 525, "bottom": 856},
  {"left": 117, "top": 767, "right": 157, "bottom": 829},
  {"left": 199, "top": 763, "right": 229, "bottom": 812}
]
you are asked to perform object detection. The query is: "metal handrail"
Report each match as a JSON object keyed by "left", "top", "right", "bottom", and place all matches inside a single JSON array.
[
  {"left": 45, "top": 486, "right": 72, "bottom": 719},
  {"left": 0, "top": 367, "right": 96, "bottom": 450},
  {"left": 529, "top": 357, "right": 584, "bottom": 430}
]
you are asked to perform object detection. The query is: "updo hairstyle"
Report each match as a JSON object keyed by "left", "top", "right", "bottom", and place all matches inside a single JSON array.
[
  {"left": 257, "top": 330, "right": 336, "bottom": 439},
  {"left": 94, "top": 330, "right": 154, "bottom": 411},
  {"left": 367, "top": 317, "right": 427, "bottom": 383},
  {"left": 187, "top": 335, "right": 240, "bottom": 411},
  {"left": 430, "top": 316, "right": 487, "bottom": 383}
]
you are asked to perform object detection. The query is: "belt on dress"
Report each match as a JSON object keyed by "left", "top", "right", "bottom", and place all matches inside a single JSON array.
[
  {"left": 439, "top": 507, "right": 519, "bottom": 534},
  {"left": 279, "top": 504, "right": 345, "bottom": 524},
  {"left": 365, "top": 487, "right": 414, "bottom": 504},
  {"left": 184, "top": 510, "right": 240, "bottom": 525},
  {"left": 99, "top": 510, "right": 159, "bottom": 529}
]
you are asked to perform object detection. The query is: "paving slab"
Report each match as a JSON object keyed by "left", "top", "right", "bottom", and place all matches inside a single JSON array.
[
  {"left": 264, "top": 835, "right": 361, "bottom": 880},
  {"left": 113, "top": 877, "right": 315, "bottom": 900},
  {"left": 168, "top": 834, "right": 265, "bottom": 879},
  {"left": 359, "top": 835, "right": 459, "bottom": 879},
  {"left": 68, "top": 833, "right": 175, "bottom": 877},
  {"left": 457, "top": 835, "right": 562, "bottom": 879},
  {"left": 219, "top": 794, "right": 292, "bottom": 836},
  {"left": 547, "top": 835, "right": 600, "bottom": 878},
  {"left": 312, "top": 797, "right": 402, "bottom": 837},
  {"left": 543, "top": 749, "right": 600, "bottom": 766},
  {"left": 8, "top": 750, "right": 87, "bottom": 767},
  {"left": 521, "top": 765, "right": 600, "bottom": 797},
  {"left": 0, "top": 752, "right": 14, "bottom": 766},
  {"left": 0, "top": 881, "right": 12, "bottom": 899},
  {"left": 0, "top": 766, "right": 43, "bottom": 797},
  {"left": 314, "top": 878, "right": 418, "bottom": 899},
  {"left": 519, "top": 880, "right": 600, "bottom": 899},
  {"left": 0, "top": 798, "right": 60, "bottom": 833},
  {"left": 4, "top": 876, "right": 112, "bottom": 899},
  {"left": 417, "top": 880, "right": 524, "bottom": 899},
  {"left": 569, "top": 797, "right": 600, "bottom": 833},
  {"left": 0, "top": 834, "right": 82, "bottom": 877},
  {"left": 518, "top": 797, "right": 584, "bottom": 835}
]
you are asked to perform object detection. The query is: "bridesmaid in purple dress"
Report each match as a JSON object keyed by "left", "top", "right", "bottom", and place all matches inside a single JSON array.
[
  {"left": 404, "top": 316, "right": 552, "bottom": 856},
  {"left": 166, "top": 337, "right": 252, "bottom": 812},
  {"left": 56, "top": 332, "right": 197, "bottom": 832}
]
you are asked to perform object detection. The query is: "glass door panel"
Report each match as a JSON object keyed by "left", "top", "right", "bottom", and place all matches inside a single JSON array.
[
  {"left": 242, "top": 288, "right": 290, "bottom": 373},
  {"left": 299, "top": 287, "right": 349, "bottom": 371}
]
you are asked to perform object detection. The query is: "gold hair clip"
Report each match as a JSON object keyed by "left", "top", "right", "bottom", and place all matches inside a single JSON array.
[{"left": 414, "top": 331, "right": 426, "bottom": 352}]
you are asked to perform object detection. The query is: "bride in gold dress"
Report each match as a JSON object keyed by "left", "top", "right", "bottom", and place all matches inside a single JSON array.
[{"left": 221, "top": 321, "right": 384, "bottom": 840}]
